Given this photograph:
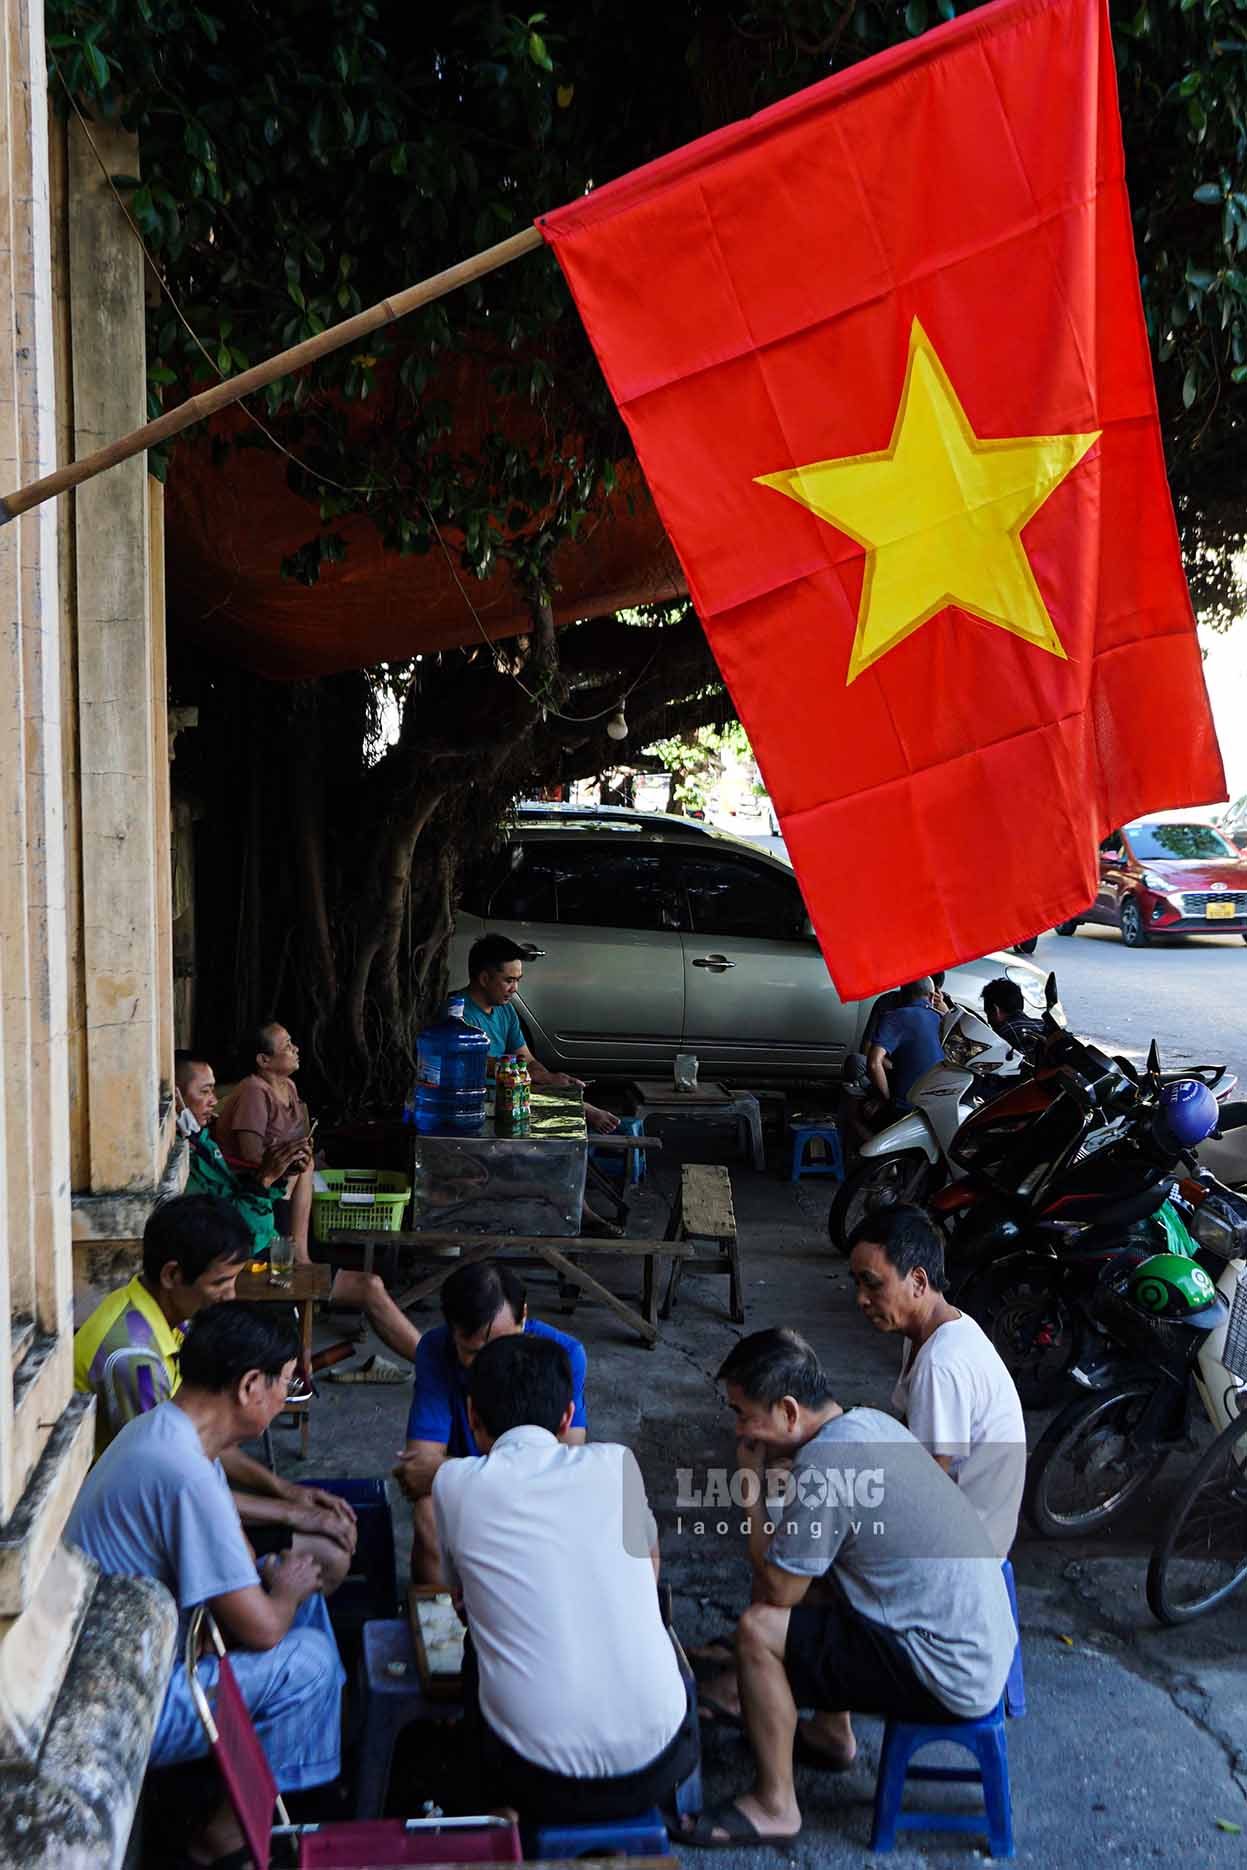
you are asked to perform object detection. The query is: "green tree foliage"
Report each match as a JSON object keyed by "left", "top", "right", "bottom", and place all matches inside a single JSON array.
[
  {"left": 43, "top": 0, "right": 1247, "bottom": 1100},
  {"left": 46, "top": 0, "right": 1247, "bottom": 601}
]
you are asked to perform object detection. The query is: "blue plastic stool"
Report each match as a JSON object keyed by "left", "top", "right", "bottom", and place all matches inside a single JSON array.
[
  {"left": 588, "top": 1115, "right": 647, "bottom": 1189},
  {"left": 870, "top": 1698, "right": 1013, "bottom": 1857},
  {"left": 788, "top": 1121, "right": 845, "bottom": 1183},
  {"left": 532, "top": 1809, "right": 669, "bottom": 1859},
  {"left": 1002, "top": 1558, "right": 1026, "bottom": 1719},
  {"left": 355, "top": 1618, "right": 460, "bottom": 1819}
]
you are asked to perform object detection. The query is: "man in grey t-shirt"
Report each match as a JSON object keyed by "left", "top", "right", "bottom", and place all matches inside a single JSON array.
[
  {"left": 65, "top": 1303, "right": 345, "bottom": 1868},
  {"left": 683, "top": 1327, "right": 1015, "bottom": 1850}
]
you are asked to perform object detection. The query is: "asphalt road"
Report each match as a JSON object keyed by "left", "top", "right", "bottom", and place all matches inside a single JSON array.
[{"left": 1026, "top": 923, "right": 1247, "bottom": 1091}]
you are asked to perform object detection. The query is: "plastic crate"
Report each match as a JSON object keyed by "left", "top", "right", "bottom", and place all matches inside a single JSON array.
[
  {"left": 311, "top": 1169, "right": 411, "bottom": 1242},
  {"left": 304, "top": 1477, "right": 398, "bottom": 1626}
]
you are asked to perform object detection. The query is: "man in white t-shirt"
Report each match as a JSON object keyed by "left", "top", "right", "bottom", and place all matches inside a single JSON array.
[
  {"left": 432, "top": 1331, "right": 698, "bottom": 1823},
  {"left": 848, "top": 1203, "right": 1026, "bottom": 1558}
]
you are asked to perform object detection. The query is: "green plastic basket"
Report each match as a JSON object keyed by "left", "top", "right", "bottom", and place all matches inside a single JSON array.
[{"left": 311, "top": 1168, "right": 411, "bottom": 1241}]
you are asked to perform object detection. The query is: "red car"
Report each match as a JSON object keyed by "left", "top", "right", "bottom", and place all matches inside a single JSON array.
[{"left": 1056, "top": 816, "right": 1247, "bottom": 948}]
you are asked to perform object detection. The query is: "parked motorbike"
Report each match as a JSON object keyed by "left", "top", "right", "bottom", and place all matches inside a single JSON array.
[
  {"left": 828, "top": 1003, "right": 1025, "bottom": 1252},
  {"left": 944, "top": 1052, "right": 1228, "bottom": 1405},
  {"left": 1024, "top": 1176, "right": 1247, "bottom": 1623}
]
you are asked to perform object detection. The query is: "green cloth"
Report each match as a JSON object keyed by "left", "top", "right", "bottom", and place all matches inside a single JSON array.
[{"left": 185, "top": 1129, "right": 279, "bottom": 1251}]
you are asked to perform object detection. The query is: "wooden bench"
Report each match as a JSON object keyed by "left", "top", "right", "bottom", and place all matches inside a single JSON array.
[{"left": 661, "top": 1163, "right": 744, "bottom": 1325}]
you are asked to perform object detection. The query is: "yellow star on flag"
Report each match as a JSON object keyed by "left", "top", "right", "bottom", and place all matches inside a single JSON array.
[{"left": 756, "top": 319, "right": 1101, "bottom": 685}]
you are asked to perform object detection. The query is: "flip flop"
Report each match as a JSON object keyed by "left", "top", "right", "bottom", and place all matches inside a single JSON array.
[
  {"left": 326, "top": 1353, "right": 410, "bottom": 1384},
  {"left": 688, "top": 1633, "right": 737, "bottom": 1675},
  {"left": 682, "top": 1803, "right": 800, "bottom": 1850},
  {"left": 698, "top": 1691, "right": 746, "bottom": 1731},
  {"left": 792, "top": 1726, "right": 857, "bottom": 1773}
]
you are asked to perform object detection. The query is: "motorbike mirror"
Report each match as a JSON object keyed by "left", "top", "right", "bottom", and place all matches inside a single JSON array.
[
  {"left": 1044, "top": 971, "right": 1059, "bottom": 1009},
  {"left": 1147, "top": 1039, "right": 1161, "bottom": 1078}
]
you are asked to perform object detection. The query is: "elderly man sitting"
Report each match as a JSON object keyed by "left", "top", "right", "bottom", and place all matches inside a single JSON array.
[
  {"left": 205, "top": 1025, "right": 421, "bottom": 1378},
  {"left": 74, "top": 1194, "right": 357, "bottom": 1589},
  {"left": 684, "top": 1328, "right": 1015, "bottom": 1848},
  {"left": 66, "top": 1302, "right": 346, "bottom": 1868},
  {"left": 434, "top": 1331, "right": 698, "bottom": 1824},
  {"left": 848, "top": 1203, "right": 1026, "bottom": 1557}
]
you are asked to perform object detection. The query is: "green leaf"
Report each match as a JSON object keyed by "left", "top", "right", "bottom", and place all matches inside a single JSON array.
[
  {"left": 216, "top": 343, "right": 232, "bottom": 374},
  {"left": 1215, "top": 1821, "right": 1243, "bottom": 1835},
  {"left": 332, "top": 44, "right": 349, "bottom": 81},
  {"left": 528, "top": 30, "right": 554, "bottom": 70},
  {"left": 83, "top": 40, "right": 109, "bottom": 89},
  {"left": 1232, "top": 364, "right": 1247, "bottom": 382},
  {"left": 263, "top": 115, "right": 280, "bottom": 146},
  {"left": 1182, "top": 366, "right": 1198, "bottom": 407},
  {"left": 1193, "top": 182, "right": 1224, "bottom": 202},
  {"left": 937, "top": 0, "right": 956, "bottom": 18},
  {"left": 147, "top": 364, "right": 177, "bottom": 385},
  {"left": 905, "top": 0, "right": 929, "bottom": 34}
]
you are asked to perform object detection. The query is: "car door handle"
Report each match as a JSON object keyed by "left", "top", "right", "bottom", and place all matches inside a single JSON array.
[
  {"left": 692, "top": 954, "right": 736, "bottom": 971},
  {"left": 520, "top": 944, "right": 546, "bottom": 959}
]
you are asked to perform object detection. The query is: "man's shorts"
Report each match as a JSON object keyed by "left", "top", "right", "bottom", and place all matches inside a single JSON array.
[{"left": 784, "top": 1595, "right": 958, "bottom": 1723}]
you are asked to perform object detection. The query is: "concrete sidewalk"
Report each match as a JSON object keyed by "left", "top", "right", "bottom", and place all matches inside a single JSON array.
[{"left": 280, "top": 1137, "right": 1247, "bottom": 1866}]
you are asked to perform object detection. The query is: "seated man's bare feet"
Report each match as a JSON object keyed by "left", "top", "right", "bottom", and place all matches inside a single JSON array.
[{"left": 796, "top": 1710, "right": 858, "bottom": 1769}]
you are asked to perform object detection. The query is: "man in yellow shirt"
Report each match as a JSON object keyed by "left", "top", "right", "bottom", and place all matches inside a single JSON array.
[
  {"left": 74, "top": 1194, "right": 357, "bottom": 1587},
  {"left": 73, "top": 1194, "right": 247, "bottom": 1453}
]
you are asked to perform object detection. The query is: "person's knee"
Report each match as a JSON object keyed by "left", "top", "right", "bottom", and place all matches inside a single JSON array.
[
  {"left": 737, "top": 1602, "right": 785, "bottom": 1661},
  {"left": 362, "top": 1272, "right": 387, "bottom": 1307},
  {"left": 318, "top": 1544, "right": 350, "bottom": 1596}
]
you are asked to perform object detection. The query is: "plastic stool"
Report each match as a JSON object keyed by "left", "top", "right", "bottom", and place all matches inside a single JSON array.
[
  {"left": 532, "top": 1809, "right": 669, "bottom": 1859},
  {"left": 788, "top": 1121, "right": 845, "bottom": 1183},
  {"left": 1001, "top": 1558, "right": 1026, "bottom": 1719},
  {"left": 588, "top": 1116, "right": 647, "bottom": 1189},
  {"left": 355, "top": 1618, "right": 460, "bottom": 1819},
  {"left": 870, "top": 1699, "right": 1014, "bottom": 1857}
]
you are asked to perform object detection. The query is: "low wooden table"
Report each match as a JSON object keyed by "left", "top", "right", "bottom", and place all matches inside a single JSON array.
[
  {"left": 328, "top": 1230, "right": 692, "bottom": 1346},
  {"left": 235, "top": 1261, "right": 332, "bottom": 1456}
]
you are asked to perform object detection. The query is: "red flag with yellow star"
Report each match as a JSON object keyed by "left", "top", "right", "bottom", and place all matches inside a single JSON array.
[{"left": 539, "top": 0, "right": 1224, "bottom": 999}]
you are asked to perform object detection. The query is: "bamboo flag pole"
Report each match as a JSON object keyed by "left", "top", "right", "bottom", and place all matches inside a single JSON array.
[{"left": 0, "top": 224, "right": 545, "bottom": 524}]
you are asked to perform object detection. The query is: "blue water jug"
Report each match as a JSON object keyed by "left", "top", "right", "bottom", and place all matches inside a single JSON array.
[{"left": 409, "top": 997, "right": 489, "bottom": 1133}]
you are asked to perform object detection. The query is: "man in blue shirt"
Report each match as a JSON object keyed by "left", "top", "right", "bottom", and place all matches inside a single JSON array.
[
  {"left": 455, "top": 934, "right": 620, "bottom": 1136},
  {"left": 867, "top": 977, "right": 944, "bottom": 1112},
  {"left": 395, "top": 1260, "right": 588, "bottom": 1586}
]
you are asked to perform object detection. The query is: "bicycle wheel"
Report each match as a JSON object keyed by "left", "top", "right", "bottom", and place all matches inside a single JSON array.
[
  {"left": 1025, "top": 1383, "right": 1170, "bottom": 1538},
  {"left": 1147, "top": 1412, "right": 1247, "bottom": 1624}
]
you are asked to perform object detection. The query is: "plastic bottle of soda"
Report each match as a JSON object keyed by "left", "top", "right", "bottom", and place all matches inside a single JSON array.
[{"left": 495, "top": 1054, "right": 518, "bottom": 1133}]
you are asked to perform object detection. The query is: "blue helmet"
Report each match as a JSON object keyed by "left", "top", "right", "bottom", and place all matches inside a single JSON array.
[{"left": 1154, "top": 1079, "right": 1219, "bottom": 1150}]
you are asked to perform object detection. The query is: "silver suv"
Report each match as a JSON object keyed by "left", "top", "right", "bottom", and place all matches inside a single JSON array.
[{"left": 449, "top": 808, "right": 1044, "bottom": 1084}]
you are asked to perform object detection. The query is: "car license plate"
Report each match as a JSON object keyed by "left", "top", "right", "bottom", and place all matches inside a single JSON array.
[{"left": 1206, "top": 900, "right": 1236, "bottom": 919}]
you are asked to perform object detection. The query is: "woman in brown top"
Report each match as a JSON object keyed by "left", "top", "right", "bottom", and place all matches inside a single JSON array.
[{"left": 215, "top": 1022, "right": 420, "bottom": 1373}]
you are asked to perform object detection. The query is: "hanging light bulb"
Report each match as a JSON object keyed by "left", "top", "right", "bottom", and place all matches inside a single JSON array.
[{"left": 606, "top": 702, "right": 629, "bottom": 741}]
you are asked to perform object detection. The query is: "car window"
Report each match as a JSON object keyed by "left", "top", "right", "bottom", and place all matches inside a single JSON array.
[
  {"left": 487, "top": 847, "right": 560, "bottom": 922},
  {"left": 679, "top": 851, "right": 808, "bottom": 939},
  {"left": 1127, "top": 823, "right": 1234, "bottom": 862},
  {"left": 492, "top": 842, "right": 682, "bottom": 932},
  {"left": 1099, "top": 833, "right": 1123, "bottom": 857}
]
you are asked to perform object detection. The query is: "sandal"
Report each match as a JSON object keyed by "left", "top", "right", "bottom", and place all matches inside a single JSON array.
[
  {"left": 682, "top": 1803, "right": 800, "bottom": 1850},
  {"left": 698, "top": 1691, "right": 746, "bottom": 1731},
  {"left": 326, "top": 1353, "right": 410, "bottom": 1384}
]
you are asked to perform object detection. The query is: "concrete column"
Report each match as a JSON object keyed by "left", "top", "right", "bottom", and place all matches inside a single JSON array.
[{"left": 66, "top": 115, "right": 160, "bottom": 1192}]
